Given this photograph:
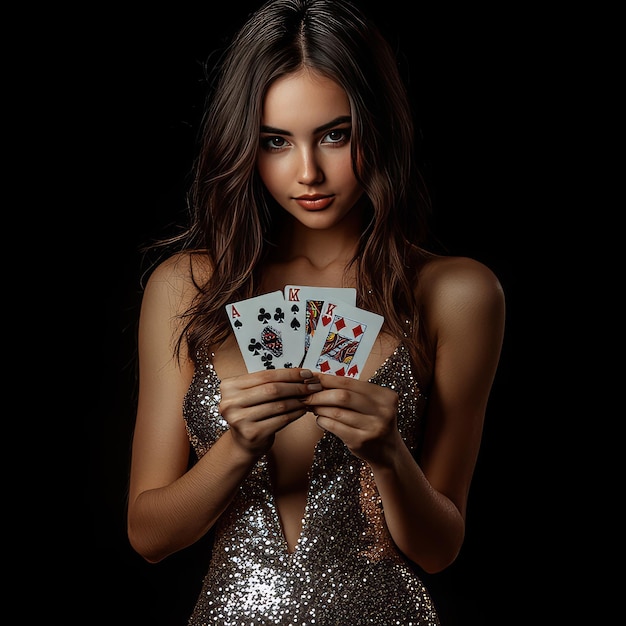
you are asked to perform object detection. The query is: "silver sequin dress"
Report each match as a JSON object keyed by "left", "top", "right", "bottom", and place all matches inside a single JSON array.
[{"left": 183, "top": 344, "right": 440, "bottom": 626}]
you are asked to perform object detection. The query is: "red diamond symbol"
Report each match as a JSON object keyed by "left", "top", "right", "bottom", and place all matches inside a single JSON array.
[{"left": 351, "top": 324, "right": 364, "bottom": 338}]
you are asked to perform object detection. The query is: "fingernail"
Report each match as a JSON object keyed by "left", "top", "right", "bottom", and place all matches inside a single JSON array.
[
  {"left": 306, "top": 382, "right": 322, "bottom": 391},
  {"left": 300, "top": 369, "right": 313, "bottom": 378}
]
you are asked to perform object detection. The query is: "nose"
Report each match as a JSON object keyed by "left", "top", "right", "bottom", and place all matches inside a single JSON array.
[{"left": 297, "top": 147, "right": 324, "bottom": 185}]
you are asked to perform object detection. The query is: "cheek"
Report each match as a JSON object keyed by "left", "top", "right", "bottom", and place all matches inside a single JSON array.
[
  {"left": 338, "top": 158, "right": 356, "bottom": 179},
  {"left": 256, "top": 156, "right": 285, "bottom": 192},
  {"left": 334, "top": 155, "right": 359, "bottom": 187}
]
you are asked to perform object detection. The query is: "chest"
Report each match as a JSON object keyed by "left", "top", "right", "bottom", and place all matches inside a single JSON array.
[{"left": 209, "top": 332, "right": 399, "bottom": 490}]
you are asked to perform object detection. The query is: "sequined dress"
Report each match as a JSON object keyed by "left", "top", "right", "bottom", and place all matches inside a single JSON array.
[{"left": 183, "top": 344, "right": 440, "bottom": 625}]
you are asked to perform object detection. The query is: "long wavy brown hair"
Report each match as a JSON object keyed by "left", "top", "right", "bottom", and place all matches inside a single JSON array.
[{"left": 146, "top": 0, "right": 436, "bottom": 383}]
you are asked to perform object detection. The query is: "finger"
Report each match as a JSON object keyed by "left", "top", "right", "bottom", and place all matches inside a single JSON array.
[
  {"left": 313, "top": 411, "right": 362, "bottom": 437},
  {"left": 221, "top": 386, "right": 316, "bottom": 420},
  {"left": 302, "top": 387, "right": 368, "bottom": 416},
  {"left": 229, "top": 405, "right": 310, "bottom": 454},
  {"left": 258, "top": 367, "right": 320, "bottom": 385},
  {"left": 304, "top": 385, "right": 398, "bottom": 428},
  {"left": 309, "top": 404, "right": 365, "bottom": 429},
  {"left": 241, "top": 379, "right": 322, "bottom": 408},
  {"left": 310, "top": 374, "right": 398, "bottom": 409},
  {"left": 229, "top": 367, "right": 320, "bottom": 390},
  {"left": 316, "top": 373, "right": 366, "bottom": 390},
  {"left": 237, "top": 405, "right": 310, "bottom": 433},
  {"left": 221, "top": 372, "right": 322, "bottom": 412},
  {"left": 236, "top": 397, "right": 313, "bottom": 422}
]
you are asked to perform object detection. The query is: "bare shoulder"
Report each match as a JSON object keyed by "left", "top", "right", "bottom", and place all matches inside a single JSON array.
[
  {"left": 143, "top": 250, "right": 213, "bottom": 315},
  {"left": 419, "top": 255, "right": 504, "bottom": 299},
  {"left": 417, "top": 255, "right": 505, "bottom": 331}
]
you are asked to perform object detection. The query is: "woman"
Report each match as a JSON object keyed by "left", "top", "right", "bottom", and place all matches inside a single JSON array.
[{"left": 127, "top": 1, "right": 505, "bottom": 624}]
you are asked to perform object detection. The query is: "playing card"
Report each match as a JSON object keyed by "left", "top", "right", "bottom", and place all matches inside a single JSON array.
[
  {"left": 301, "top": 300, "right": 384, "bottom": 379},
  {"left": 225, "top": 291, "right": 303, "bottom": 372},
  {"left": 284, "top": 285, "right": 357, "bottom": 365}
]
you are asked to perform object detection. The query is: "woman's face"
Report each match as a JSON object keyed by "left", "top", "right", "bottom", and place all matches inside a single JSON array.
[{"left": 256, "top": 69, "right": 364, "bottom": 230}]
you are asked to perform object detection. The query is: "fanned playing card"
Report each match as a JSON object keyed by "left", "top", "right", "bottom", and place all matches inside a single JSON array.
[
  {"left": 302, "top": 300, "right": 384, "bottom": 379},
  {"left": 225, "top": 291, "right": 302, "bottom": 372},
  {"left": 284, "top": 285, "right": 357, "bottom": 366}
]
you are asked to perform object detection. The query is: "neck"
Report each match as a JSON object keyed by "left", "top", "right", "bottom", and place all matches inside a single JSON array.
[{"left": 272, "top": 214, "right": 362, "bottom": 270}]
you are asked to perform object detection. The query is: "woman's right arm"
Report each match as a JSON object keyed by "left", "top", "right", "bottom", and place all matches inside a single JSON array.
[
  {"left": 126, "top": 255, "right": 251, "bottom": 563},
  {"left": 127, "top": 255, "right": 318, "bottom": 563}
]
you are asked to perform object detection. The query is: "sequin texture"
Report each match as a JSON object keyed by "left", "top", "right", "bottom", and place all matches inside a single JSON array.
[{"left": 183, "top": 344, "right": 440, "bottom": 625}]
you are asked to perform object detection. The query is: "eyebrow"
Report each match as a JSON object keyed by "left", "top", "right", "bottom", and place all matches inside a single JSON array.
[{"left": 260, "top": 115, "right": 351, "bottom": 136}]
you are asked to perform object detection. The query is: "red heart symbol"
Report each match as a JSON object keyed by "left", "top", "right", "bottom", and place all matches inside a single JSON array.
[{"left": 347, "top": 365, "right": 359, "bottom": 377}]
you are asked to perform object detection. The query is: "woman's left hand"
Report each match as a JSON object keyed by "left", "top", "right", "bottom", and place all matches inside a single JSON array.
[{"left": 302, "top": 373, "right": 403, "bottom": 466}]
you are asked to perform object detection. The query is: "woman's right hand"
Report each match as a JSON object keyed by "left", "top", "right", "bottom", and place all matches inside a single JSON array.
[{"left": 219, "top": 368, "right": 321, "bottom": 456}]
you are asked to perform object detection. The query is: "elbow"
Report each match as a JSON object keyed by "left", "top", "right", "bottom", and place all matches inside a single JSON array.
[
  {"left": 127, "top": 519, "right": 171, "bottom": 564},
  {"left": 418, "top": 543, "right": 463, "bottom": 574},
  {"left": 410, "top": 523, "right": 466, "bottom": 575},
  {"left": 127, "top": 491, "right": 181, "bottom": 563},
  {"left": 129, "top": 541, "right": 166, "bottom": 565}
]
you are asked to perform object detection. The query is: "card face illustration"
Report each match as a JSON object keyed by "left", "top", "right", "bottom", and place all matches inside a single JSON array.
[
  {"left": 225, "top": 291, "right": 302, "bottom": 372},
  {"left": 284, "top": 285, "right": 357, "bottom": 365},
  {"left": 302, "top": 300, "right": 384, "bottom": 379}
]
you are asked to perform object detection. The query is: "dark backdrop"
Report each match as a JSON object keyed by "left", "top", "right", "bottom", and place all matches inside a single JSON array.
[{"left": 89, "top": 3, "right": 531, "bottom": 624}]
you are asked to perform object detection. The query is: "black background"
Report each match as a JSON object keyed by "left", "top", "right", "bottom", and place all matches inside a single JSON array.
[{"left": 88, "top": 2, "right": 537, "bottom": 624}]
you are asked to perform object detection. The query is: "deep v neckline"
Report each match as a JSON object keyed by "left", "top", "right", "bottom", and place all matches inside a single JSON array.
[
  {"left": 185, "top": 344, "right": 405, "bottom": 556},
  {"left": 262, "top": 344, "right": 403, "bottom": 556}
]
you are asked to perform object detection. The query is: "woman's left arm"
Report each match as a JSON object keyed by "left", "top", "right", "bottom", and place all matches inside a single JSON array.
[{"left": 305, "top": 257, "right": 505, "bottom": 574}]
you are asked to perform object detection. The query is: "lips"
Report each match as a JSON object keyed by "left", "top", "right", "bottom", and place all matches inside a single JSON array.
[{"left": 293, "top": 195, "right": 334, "bottom": 210}]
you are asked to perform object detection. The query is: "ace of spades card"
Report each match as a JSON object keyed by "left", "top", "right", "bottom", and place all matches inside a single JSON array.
[
  {"left": 225, "top": 291, "right": 303, "bottom": 372},
  {"left": 302, "top": 300, "right": 384, "bottom": 379},
  {"left": 284, "top": 285, "right": 357, "bottom": 366}
]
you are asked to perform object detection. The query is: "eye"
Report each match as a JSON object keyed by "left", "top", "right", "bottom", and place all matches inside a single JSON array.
[
  {"left": 322, "top": 128, "right": 350, "bottom": 145},
  {"left": 260, "top": 136, "right": 290, "bottom": 151}
]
